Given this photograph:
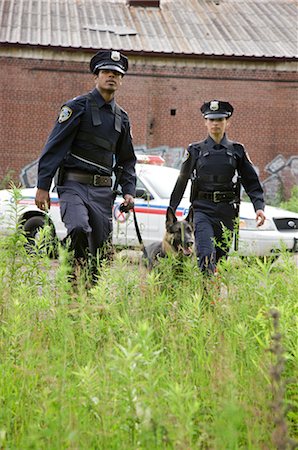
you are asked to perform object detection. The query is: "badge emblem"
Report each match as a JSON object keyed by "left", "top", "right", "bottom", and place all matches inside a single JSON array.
[
  {"left": 58, "top": 106, "right": 73, "bottom": 123},
  {"left": 210, "top": 101, "right": 219, "bottom": 111},
  {"left": 111, "top": 51, "right": 121, "bottom": 61}
]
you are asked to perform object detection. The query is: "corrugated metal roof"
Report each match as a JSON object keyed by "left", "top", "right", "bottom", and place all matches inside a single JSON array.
[{"left": 0, "top": 0, "right": 297, "bottom": 59}]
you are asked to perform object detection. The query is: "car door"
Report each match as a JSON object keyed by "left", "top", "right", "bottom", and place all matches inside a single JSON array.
[{"left": 113, "top": 176, "right": 151, "bottom": 246}]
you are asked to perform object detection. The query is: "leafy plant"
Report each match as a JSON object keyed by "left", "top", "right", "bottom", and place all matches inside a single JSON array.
[
  {"left": 280, "top": 186, "right": 298, "bottom": 213},
  {"left": 0, "top": 207, "right": 297, "bottom": 448}
]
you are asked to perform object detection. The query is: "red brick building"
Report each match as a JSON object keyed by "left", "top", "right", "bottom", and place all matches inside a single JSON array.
[{"left": 0, "top": 0, "right": 297, "bottom": 199}]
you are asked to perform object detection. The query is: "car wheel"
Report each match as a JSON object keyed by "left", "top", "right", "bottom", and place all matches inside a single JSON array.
[{"left": 23, "top": 216, "right": 58, "bottom": 257}]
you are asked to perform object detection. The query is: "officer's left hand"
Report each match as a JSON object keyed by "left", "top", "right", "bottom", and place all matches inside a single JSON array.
[
  {"left": 256, "top": 209, "right": 266, "bottom": 227},
  {"left": 122, "top": 194, "right": 135, "bottom": 211}
]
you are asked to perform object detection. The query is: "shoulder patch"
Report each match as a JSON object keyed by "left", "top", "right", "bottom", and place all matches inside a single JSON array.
[{"left": 58, "top": 106, "right": 73, "bottom": 123}]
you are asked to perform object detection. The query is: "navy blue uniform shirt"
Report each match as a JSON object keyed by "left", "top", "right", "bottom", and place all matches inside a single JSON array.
[
  {"left": 37, "top": 88, "right": 136, "bottom": 196},
  {"left": 170, "top": 134, "right": 265, "bottom": 214}
]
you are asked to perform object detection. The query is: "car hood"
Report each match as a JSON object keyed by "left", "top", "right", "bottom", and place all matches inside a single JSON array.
[{"left": 240, "top": 201, "right": 298, "bottom": 219}]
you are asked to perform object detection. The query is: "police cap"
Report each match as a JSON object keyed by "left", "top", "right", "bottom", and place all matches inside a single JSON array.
[
  {"left": 200, "top": 100, "right": 234, "bottom": 119},
  {"left": 90, "top": 50, "right": 128, "bottom": 75}
]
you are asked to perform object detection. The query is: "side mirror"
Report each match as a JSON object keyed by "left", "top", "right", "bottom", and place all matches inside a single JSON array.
[{"left": 135, "top": 187, "right": 153, "bottom": 200}]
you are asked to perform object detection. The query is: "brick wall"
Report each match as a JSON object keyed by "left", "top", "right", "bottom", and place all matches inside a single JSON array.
[{"left": 1, "top": 55, "right": 297, "bottom": 187}]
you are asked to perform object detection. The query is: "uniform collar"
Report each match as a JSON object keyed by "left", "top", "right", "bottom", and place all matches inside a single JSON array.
[
  {"left": 91, "top": 88, "right": 116, "bottom": 112},
  {"left": 207, "top": 133, "right": 229, "bottom": 148}
]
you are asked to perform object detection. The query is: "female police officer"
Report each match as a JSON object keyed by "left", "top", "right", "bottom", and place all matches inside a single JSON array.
[
  {"left": 169, "top": 100, "right": 266, "bottom": 275},
  {"left": 35, "top": 50, "right": 136, "bottom": 281}
]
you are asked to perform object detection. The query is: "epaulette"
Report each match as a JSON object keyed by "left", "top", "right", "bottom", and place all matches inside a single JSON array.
[
  {"left": 189, "top": 139, "right": 205, "bottom": 149},
  {"left": 231, "top": 140, "right": 244, "bottom": 148},
  {"left": 65, "top": 94, "right": 88, "bottom": 107}
]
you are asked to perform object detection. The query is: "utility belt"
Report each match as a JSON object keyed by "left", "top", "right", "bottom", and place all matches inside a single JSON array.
[
  {"left": 64, "top": 170, "right": 112, "bottom": 187},
  {"left": 197, "top": 190, "right": 236, "bottom": 203}
]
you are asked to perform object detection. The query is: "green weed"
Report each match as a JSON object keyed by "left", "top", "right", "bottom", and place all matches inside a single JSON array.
[{"left": 0, "top": 191, "right": 297, "bottom": 448}]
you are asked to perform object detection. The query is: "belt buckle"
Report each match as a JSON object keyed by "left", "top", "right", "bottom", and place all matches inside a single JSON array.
[
  {"left": 93, "top": 174, "right": 101, "bottom": 187},
  {"left": 213, "top": 191, "right": 221, "bottom": 202}
]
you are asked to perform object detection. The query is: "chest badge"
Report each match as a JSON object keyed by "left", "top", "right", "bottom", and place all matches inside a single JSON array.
[{"left": 58, "top": 106, "right": 73, "bottom": 123}]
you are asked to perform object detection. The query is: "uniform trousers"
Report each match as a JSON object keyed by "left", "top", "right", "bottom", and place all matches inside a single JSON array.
[
  {"left": 57, "top": 181, "right": 113, "bottom": 262},
  {"left": 193, "top": 207, "right": 236, "bottom": 274}
]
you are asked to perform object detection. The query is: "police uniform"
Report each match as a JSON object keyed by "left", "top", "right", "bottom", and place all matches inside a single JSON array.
[
  {"left": 37, "top": 50, "right": 136, "bottom": 268},
  {"left": 170, "top": 100, "right": 265, "bottom": 274}
]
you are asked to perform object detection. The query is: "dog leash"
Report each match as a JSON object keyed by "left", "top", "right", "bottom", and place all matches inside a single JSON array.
[
  {"left": 120, "top": 203, "right": 149, "bottom": 260},
  {"left": 132, "top": 207, "right": 149, "bottom": 259}
]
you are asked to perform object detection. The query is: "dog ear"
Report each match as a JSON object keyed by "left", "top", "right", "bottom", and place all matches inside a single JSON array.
[
  {"left": 166, "top": 206, "right": 177, "bottom": 226},
  {"left": 185, "top": 207, "right": 194, "bottom": 224}
]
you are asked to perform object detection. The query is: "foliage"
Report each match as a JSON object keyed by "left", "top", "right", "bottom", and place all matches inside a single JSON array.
[
  {"left": 280, "top": 186, "right": 298, "bottom": 213},
  {"left": 0, "top": 171, "right": 18, "bottom": 190},
  {"left": 0, "top": 191, "right": 297, "bottom": 449}
]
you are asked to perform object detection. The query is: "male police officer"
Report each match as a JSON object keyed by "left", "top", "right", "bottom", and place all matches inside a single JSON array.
[
  {"left": 35, "top": 50, "right": 136, "bottom": 280},
  {"left": 170, "top": 100, "right": 266, "bottom": 275}
]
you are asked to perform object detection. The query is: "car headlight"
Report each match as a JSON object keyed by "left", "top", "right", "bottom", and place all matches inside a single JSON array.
[{"left": 239, "top": 218, "right": 275, "bottom": 231}]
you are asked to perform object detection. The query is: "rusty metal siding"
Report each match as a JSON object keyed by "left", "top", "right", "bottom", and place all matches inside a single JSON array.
[{"left": 0, "top": 0, "right": 297, "bottom": 58}]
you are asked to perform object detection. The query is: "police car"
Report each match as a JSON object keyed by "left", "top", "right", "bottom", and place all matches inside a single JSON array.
[{"left": 0, "top": 156, "right": 297, "bottom": 257}]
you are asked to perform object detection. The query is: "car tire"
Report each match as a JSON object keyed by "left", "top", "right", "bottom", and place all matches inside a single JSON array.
[{"left": 23, "top": 215, "right": 58, "bottom": 257}]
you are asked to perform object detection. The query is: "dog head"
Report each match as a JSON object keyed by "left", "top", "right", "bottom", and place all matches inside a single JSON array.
[{"left": 164, "top": 207, "right": 194, "bottom": 256}]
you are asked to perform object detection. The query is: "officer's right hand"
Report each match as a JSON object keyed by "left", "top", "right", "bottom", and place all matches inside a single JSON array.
[
  {"left": 256, "top": 209, "right": 266, "bottom": 227},
  {"left": 35, "top": 188, "right": 51, "bottom": 211}
]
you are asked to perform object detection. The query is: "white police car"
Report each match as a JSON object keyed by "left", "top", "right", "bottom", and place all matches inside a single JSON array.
[{"left": 0, "top": 158, "right": 297, "bottom": 257}]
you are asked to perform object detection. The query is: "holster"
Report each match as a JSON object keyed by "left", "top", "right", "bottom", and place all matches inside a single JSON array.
[
  {"left": 55, "top": 166, "right": 65, "bottom": 186},
  {"left": 190, "top": 178, "right": 199, "bottom": 203}
]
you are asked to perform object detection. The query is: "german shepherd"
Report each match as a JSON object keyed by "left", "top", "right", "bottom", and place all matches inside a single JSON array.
[{"left": 144, "top": 206, "right": 194, "bottom": 269}]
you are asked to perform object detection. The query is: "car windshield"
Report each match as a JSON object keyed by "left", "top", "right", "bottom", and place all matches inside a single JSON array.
[{"left": 138, "top": 165, "right": 191, "bottom": 199}]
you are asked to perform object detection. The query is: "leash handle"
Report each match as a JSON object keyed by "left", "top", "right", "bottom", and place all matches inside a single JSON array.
[{"left": 119, "top": 203, "right": 148, "bottom": 259}]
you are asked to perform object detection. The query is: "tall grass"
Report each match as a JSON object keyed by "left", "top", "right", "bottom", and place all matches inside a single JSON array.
[{"left": 0, "top": 194, "right": 297, "bottom": 449}]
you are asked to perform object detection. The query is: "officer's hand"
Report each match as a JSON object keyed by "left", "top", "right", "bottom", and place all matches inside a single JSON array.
[
  {"left": 35, "top": 188, "right": 51, "bottom": 211},
  {"left": 256, "top": 209, "right": 266, "bottom": 227},
  {"left": 120, "top": 194, "right": 134, "bottom": 212}
]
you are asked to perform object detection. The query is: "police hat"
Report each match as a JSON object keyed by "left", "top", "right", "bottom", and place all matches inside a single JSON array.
[
  {"left": 200, "top": 100, "right": 234, "bottom": 119},
  {"left": 90, "top": 50, "right": 128, "bottom": 75}
]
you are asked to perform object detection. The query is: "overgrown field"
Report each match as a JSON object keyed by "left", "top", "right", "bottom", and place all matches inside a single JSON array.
[{"left": 0, "top": 223, "right": 297, "bottom": 449}]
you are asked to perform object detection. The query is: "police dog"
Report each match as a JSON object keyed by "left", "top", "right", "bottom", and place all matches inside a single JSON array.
[{"left": 144, "top": 206, "right": 194, "bottom": 269}]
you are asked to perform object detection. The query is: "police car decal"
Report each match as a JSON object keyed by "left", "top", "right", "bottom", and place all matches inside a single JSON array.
[
  {"left": 113, "top": 203, "right": 187, "bottom": 221},
  {"left": 17, "top": 197, "right": 187, "bottom": 218},
  {"left": 58, "top": 106, "right": 73, "bottom": 123},
  {"left": 18, "top": 197, "right": 60, "bottom": 207}
]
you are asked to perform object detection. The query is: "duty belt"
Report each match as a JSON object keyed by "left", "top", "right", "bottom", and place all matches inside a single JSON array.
[
  {"left": 197, "top": 191, "right": 236, "bottom": 203},
  {"left": 64, "top": 170, "right": 112, "bottom": 187}
]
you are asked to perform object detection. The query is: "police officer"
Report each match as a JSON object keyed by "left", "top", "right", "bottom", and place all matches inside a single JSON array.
[
  {"left": 170, "top": 100, "right": 266, "bottom": 275},
  {"left": 35, "top": 50, "right": 136, "bottom": 280}
]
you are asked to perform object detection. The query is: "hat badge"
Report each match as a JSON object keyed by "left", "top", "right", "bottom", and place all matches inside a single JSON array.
[
  {"left": 210, "top": 101, "right": 219, "bottom": 111},
  {"left": 111, "top": 51, "right": 121, "bottom": 61}
]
